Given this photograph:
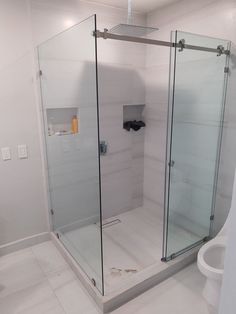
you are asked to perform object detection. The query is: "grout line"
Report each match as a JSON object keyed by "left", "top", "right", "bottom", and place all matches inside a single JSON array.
[
  {"left": 29, "top": 244, "right": 69, "bottom": 314},
  {"left": 29, "top": 241, "right": 102, "bottom": 313},
  {"left": 51, "top": 290, "right": 67, "bottom": 314},
  {"left": 0, "top": 246, "right": 66, "bottom": 313}
]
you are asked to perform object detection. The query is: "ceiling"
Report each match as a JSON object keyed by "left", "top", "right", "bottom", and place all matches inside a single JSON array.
[{"left": 84, "top": 0, "right": 181, "bottom": 13}]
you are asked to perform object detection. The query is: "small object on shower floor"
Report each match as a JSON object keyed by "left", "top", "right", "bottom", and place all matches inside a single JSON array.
[
  {"left": 124, "top": 269, "right": 138, "bottom": 274},
  {"left": 111, "top": 267, "right": 138, "bottom": 277}
]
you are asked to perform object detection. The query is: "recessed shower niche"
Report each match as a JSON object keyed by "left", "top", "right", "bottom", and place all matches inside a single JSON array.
[
  {"left": 46, "top": 107, "right": 79, "bottom": 136},
  {"left": 123, "top": 104, "right": 145, "bottom": 131},
  {"left": 38, "top": 14, "right": 231, "bottom": 313}
]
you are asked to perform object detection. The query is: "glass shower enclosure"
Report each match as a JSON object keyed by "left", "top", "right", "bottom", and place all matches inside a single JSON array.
[
  {"left": 37, "top": 15, "right": 231, "bottom": 297},
  {"left": 163, "top": 31, "right": 230, "bottom": 260},
  {"left": 38, "top": 15, "right": 104, "bottom": 294}
]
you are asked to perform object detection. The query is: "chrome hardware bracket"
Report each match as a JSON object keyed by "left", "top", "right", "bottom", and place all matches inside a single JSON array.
[
  {"left": 100, "top": 141, "right": 108, "bottom": 156},
  {"left": 178, "top": 39, "right": 185, "bottom": 52}
]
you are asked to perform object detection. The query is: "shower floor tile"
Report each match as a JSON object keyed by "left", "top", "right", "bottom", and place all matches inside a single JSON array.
[{"left": 62, "top": 206, "right": 199, "bottom": 294}]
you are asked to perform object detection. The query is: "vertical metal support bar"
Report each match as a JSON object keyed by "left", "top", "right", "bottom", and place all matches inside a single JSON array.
[
  {"left": 209, "top": 41, "right": 231, "bottom": 237},
  {"left": 94, "top": 15, "right": 105, "bottom": 296},
  {"left": 36, "top": 48, "right": 54, "bottom": 233},
  {"left": 162, "top": 31, "right": 178, "bottom": 260}
]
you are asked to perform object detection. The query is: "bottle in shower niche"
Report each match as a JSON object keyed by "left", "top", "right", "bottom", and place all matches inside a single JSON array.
[
  {"left": 48, "top": 117, "right": 54, "bottom": 136},
  {"left": 71, "top": 115, "right": 79, "bottom": 134}
]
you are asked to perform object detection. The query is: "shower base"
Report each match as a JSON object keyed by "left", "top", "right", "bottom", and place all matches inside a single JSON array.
[{"left": 52, "top": 207, "right": 200, "bottom": 312}]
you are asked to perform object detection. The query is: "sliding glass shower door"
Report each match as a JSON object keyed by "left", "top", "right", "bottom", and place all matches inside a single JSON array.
[
  {"left": 163, "top": 31, "right": 230, "bottom": 260},
  {"left": 38, "top": 15, "right": 104, "bottom": 293}
]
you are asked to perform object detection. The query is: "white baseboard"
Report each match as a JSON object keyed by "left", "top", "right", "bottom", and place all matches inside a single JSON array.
[{"left": 0, "top": 232, "right": 50, "bottom": 256}]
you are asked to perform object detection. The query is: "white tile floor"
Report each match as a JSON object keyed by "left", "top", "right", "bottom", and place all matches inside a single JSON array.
[
  {"left": 62, "top": 206, "right": 200, "bottom": 294},
  {"left": 0, "top": 240, "right": 209, "bottom": 314}
]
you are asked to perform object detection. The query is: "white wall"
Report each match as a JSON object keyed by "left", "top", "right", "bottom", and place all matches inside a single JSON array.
[
  {"left": 219, "top": 169, "right": 236, "bottom": 313},
  {"left": 0, "top": 0, "right": 49, "bottom": 245},
  {"left": 144, "top": 0, "right": 236, "bottom": 236}
]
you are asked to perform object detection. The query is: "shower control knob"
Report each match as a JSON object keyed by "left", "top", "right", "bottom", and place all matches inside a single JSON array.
[{"left": 168, "top": 160, "right": 175, "bottom": 167}]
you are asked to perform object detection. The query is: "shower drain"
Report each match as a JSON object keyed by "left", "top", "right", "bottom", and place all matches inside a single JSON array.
[{"left": 96, "top": 218, "right": 121, "bottom": 229}]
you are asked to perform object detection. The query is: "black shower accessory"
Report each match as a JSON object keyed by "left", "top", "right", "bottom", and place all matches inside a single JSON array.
[{"left": 123, "top": 120, "right": 146, "bottom": 131}]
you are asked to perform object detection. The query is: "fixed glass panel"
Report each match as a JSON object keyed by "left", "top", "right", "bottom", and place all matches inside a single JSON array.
[
  {"left": 38, "top": 15, "right": 104, "bottom": 293},
  {"left": 164, "top": 31, "right": 230, "bottom": 259}
]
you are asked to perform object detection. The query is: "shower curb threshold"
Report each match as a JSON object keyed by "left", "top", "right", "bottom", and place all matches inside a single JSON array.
[{"left": 51, "top": 232, "right": 199, "bottom": 313}]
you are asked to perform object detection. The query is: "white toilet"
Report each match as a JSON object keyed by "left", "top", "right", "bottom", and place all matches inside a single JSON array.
[{"left": 197, "top": 215, "right": 229, "bottom": 313}]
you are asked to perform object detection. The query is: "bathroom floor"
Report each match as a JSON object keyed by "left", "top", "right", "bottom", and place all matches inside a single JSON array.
[
  {"left": 62, "top": 206, "right": 200, "bottom": 294},
  {"left": 0, "top": 240, "right": 209, "bottom": 314}
]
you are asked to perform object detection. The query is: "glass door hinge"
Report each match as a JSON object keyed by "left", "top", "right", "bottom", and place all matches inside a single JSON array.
[
  {"left": 210, "top": 215, "right": 214, "bottom": 221},
  {"left": 100, "top": 141, "right": 108, "bottom": 155},
  {"left": 50, "top": 209, "right": 54, "bottom": 215},
  {"left": 91, "top": 278, "right": 96, "bottom": 287},
  {"left": 39, "top": 70, "right": 43, "bottom": 76},
  {"left": 224, "top": 67, "right": 229, "bottom": 73}
]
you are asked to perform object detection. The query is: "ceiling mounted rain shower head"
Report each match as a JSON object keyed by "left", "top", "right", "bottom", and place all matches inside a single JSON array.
[
  {"left": 109, "top": 0, "right": 159, "bottom": 38},
  {"left": 109, "top": 24, "right": 159, "bottom": 37}
]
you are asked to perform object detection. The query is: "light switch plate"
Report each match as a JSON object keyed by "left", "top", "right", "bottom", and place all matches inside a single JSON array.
[
  {"left": 1, "top": 147, "right": 11, "bottom": 161},
  {"left": 18, "top": 144, "right": 28, "bottom": 159}
]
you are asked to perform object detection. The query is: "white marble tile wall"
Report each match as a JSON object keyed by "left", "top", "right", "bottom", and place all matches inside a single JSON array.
[
  {"left": 143, "top": 62, "right": 169, "bottom": 217},
  {"left": 145, "top": 0, "right": 236, "bottom": 236},
  {"left": 98, "top": 62, "right": 146, "bottom": 218},
  {"left": 167, "top": 55, "right": 228, "bottom": 236}
]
